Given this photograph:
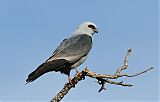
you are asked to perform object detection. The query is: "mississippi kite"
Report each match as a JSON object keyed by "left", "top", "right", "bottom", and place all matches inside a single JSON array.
[{"left": 26, "top": 22, "right": 98, "bottom": 83}]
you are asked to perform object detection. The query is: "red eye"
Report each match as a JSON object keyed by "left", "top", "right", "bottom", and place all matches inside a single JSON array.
[{"left": 88, "top": 25, "right": 95, "bottom": 29}]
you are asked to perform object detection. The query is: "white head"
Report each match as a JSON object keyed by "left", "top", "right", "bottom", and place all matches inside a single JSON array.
[{"left": 74, "top": 22, "right": 98, "bottom": 36}]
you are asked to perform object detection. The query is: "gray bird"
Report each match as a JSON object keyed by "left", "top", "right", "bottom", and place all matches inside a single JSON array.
[{"left": 26, "top": 22, "right": 98, "bottom": 83}]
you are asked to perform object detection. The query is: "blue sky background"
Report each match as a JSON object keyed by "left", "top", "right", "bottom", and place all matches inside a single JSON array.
[{"left": 0, "top": 0, "right": 159, "bottom": 102}]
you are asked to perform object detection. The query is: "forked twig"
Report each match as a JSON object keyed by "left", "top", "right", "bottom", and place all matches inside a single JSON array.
[{"left": 50, "top": 48, "right": 154, "bottom": 102}]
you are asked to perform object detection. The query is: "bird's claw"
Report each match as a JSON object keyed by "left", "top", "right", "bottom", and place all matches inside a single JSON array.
[{"left": 68, "top": 76, "right": 73, "bottom": 84}]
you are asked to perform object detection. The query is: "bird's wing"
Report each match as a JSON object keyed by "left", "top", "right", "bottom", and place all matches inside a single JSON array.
[
  {"left": 46, "top": 34, "right": 92, "bottom": 63},
  {"left": 52, "top": 38, "right": 67, "bottom": 56}
]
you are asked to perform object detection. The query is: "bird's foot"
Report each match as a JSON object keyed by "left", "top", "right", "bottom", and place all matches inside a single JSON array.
[
  {"left": 74, "top": 68, "right": 79, "bottom": 77},
  {"left": 68, "top": 76, "right": 72, "bottom": 84}
]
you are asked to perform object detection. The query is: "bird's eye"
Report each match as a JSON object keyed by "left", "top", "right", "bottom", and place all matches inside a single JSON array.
[{"left": 88, "top": 25, "right": 95, "bottom": 29}]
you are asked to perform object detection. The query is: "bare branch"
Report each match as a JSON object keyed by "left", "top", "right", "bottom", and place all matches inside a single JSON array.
[
  {"left": 50, "top": 71, "right": 87, "bottom": 102},
  {"left": 50, "top": 48, "right": 154, "bottom": 102},
  {"left": 115, "top": 48, "right": 131, "bottom": 75},
  {"left": 121, "top": 67, "right": 154, "bottom": 77}
]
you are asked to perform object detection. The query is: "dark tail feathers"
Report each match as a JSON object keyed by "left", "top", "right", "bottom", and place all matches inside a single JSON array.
[
  {"left": 26, "top": 59, "right": 71, "bottom": 83},
  {"left": 26, "top": 63, "right": 49, "bottom": 83}
]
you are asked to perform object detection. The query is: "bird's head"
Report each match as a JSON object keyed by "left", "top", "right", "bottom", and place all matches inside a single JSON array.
[{"left": 76, "top": 22, "right": 98, "bottom": 36}]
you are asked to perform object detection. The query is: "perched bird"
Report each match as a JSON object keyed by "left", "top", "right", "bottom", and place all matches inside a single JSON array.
[{"left": 26, "top": 22, "right": 98, "bottom": 84}]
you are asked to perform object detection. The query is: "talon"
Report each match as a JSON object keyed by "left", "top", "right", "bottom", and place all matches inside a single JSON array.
[{"left": 68, "top": 76, "right": 72, "bottom": 84}]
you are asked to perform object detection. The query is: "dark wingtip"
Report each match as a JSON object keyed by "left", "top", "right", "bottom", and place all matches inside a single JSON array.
[{"left": 24, "top": 81, "right": 29, "bottom": 85}]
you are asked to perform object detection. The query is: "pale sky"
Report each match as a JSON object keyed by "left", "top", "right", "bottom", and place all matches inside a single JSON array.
[{"left": 0, "top": 0, "right": 159, "bottom": 102}]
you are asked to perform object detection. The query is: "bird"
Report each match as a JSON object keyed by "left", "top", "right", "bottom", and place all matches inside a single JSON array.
[{"left": 26, "top": 22, "right": 98, "bottom": 84}]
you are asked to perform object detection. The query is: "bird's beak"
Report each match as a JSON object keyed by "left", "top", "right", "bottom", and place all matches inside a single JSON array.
[{"left": 93, "top": 28, "right": 98, "bottom": 33}]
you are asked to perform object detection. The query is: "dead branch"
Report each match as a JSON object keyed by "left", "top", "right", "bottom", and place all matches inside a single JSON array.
[{"left": 50, "top": 48, "right": 154, "bottom": 102}]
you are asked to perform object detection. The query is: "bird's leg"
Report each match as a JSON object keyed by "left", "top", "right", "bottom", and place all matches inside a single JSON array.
[
  {"left": 68, "top": 75, "right": 72, "bottom": 84},
  {"left": 74, "top": 67, "right": 79, "bottom": 77}
]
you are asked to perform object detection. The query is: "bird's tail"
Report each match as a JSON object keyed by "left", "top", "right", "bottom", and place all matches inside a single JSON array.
[
  {"left": 26, "top": 59, "right": 71, "bottom": 84},
  {"left": 26, "top": 63, "right": 50, "bottom": 83}
]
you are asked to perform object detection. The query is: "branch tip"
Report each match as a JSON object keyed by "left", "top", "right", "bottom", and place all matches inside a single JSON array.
[
  {"left": 127, "top": 48, "right": 132, "bottom": 53},
  {"left": 50, "top": 48, "right": 153, "bottom": 102}
]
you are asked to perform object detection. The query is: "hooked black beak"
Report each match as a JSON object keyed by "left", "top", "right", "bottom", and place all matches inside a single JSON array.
[{"left": 93, "top": 28, "right": 98, "bottom": 33}]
